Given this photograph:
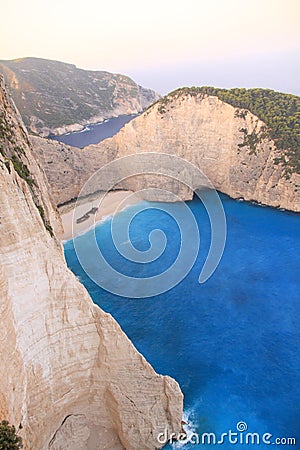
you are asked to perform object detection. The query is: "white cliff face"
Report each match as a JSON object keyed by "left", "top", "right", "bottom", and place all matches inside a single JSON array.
[
  {"left": 31, "top": 93, "right": 299, "bottom": 212},
  {"left": 0, "top": 77, "right": 183, "bottom": 449},
  {"left": 110, "top": 94, "right": 299, "bottom": 211},
  {"left": 30, "top": 136, "right": 117, "bottom": 206}
]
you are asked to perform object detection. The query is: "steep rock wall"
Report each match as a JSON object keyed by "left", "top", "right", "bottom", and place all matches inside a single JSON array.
[
  {"left": 0, "top": 76, "right": 183, "bottom": 449},
  {"left": 106, "top": 94, "right": 299, "bottom": 210},
  {"left": 31, "top": 93, "right": 299, "bottom": 212}
]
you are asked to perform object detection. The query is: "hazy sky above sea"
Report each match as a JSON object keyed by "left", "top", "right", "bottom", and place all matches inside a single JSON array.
[{"left": 1, "top": 0, "right": 299, "bottom": 95}]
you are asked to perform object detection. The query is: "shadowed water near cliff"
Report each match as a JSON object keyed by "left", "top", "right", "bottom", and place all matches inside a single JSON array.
[
  {"left": 49, "top": 114, "right": 137, "bottom": 148},
  {"left": 64, "top": 194, "right": 300, "bottom": 449}
]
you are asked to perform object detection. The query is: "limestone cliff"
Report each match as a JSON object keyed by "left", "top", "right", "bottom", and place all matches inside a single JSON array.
[
  {"left": 31, "top": 90, "right": 299, "bottom": 212},
  {"left": 0, "top": 77, "right": 183, "bottom": 449},
  {"left": 0, "top": 57, "right": 160, "bottom": 136},
  {"left": 30, "top": 135, "right": 117, "bottom": 206}
]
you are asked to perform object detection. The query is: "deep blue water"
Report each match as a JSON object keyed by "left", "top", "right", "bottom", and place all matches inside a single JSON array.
[
  {"left": 64, "top": 194, "right": 300, "bottom": 449},
  {"left": 49, "top": 114, "right": 137, "bottom": 148}
]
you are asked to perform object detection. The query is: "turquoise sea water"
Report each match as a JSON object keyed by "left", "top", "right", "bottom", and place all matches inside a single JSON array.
[{"left": 64, "top": 194, "right": 300, "bottom": 449}]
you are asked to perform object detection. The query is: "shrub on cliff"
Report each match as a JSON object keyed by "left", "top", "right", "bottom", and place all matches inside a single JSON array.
[{"left": 0, "top": 421, "right": 23, "bottom": 449}]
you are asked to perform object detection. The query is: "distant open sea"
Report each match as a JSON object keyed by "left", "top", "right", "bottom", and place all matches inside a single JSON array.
[{"left": 64, "top": 193, "right": 300, "bottom": 449}]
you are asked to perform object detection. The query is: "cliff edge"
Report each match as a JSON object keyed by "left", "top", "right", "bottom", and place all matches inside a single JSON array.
[
  {"left": 31, "top": 88, "right": 299, "bottom": 211},
  {"left": 0, "top": 77, "right": 183, "bottom": 449}
]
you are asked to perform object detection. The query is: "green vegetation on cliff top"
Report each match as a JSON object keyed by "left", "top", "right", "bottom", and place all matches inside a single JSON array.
[
  {"left": 0, "top": 107, "right": 53, "bottom": 237},
  {"left": 157, "top": 86, "right": 300, "bottom": 175},
  {"left": 0, "top": 57, "right": 158, "bottom": 132}
]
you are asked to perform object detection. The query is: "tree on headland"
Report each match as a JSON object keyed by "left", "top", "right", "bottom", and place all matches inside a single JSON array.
[
  {"left": 155, "top": 86, "right": 300, "bottom": 175},
  {"left": 0, "top": 421, "right": 23, "bottom": 449}
]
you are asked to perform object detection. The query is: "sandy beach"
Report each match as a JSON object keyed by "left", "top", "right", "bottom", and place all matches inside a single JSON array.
[{"left": 58, "top": 190, "right": 141, "bottom": 241}]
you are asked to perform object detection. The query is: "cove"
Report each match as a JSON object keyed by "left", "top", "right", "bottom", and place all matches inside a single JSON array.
[
  {"left": 49, "top": 113, "right": 137, "bottom": 148},
  {"left": 64, "top": 194, "right": 300, "bottom": 449}
]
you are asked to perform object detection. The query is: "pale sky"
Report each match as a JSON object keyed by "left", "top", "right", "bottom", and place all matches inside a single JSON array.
[{"left": 1, "top": 0, "right": 299, "bottom": 94}]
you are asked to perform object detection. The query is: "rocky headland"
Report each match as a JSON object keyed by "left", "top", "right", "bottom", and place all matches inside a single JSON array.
[
  {"left": 31, "top": 88, "right": 299, "bottom": 212},
  {"left": 0, "top": 75, "right": 183, "bottom": 449},
  {"left": 0, "top": 58, "right": 160, "bottom": 136}
]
